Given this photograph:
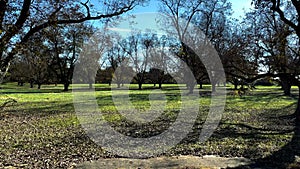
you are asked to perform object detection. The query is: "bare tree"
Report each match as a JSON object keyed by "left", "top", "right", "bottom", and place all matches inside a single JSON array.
[
  {"left": 159, "top": 0, "right": 232, "bottom": 93},
  {"left": 45, "top": 23, "right": 94, "bottom": 91},
  {"left": 74, "top": 26, "right": 110, "bottom": 89},
  {"left": 24, "top": 34, "right": 50, "bottom": 89},
  {"left": 120, "top": 33, "right": 155, "bottom": 90},
  {"left": 254, "top": 0, "right": 300, "bottom": 119},
  {"left": 0, "top": 0, "right": 146, "bottom": 83},
  {"left": 148, "top": 35, "right": 171, "bottom": 89},
  {"left": 105, "top": 35, "right": 129, "bottom": 88}
]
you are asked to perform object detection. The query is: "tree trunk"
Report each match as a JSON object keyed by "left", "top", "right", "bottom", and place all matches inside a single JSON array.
[
  {"left": 63, "top": 83, "right": 69, "bottom": 91},
  {"left": 234, "top": 83, "right": 238, "bottom": 90},
  {"left": 138, "top": 83, "right": 142, "bottom": 90},
  {"left": 189, "top": 86, "right": 194, "bottom": 94},
  {"left": 89, "top": 83, "right": 93, "bottom": 89},
  {"left": 30, "top": 81, "right": 34, "bottom": 88},
  {"left": 0, "top": 63, "right": 10, "bottom": 84},
  {"left": 37, "top": 83, "right": 42, "bottom": 89},
  {"left": 295, "top": 85, "right": 300, "bottom": 123},
  {"left": 241, "top": 83, "right": 244, "bottom": 89},
  {"left": 158, "top": 82, "right": 162, "bottom": 89},
  {"left": 188, "top": 83, "right": 195, "bottom": 94},
  {"left": 117, "top": 83, "right": 121, "bottom": 88},
  {"left": 280, "top": 77, "right": 291, "bottom": 96},
  {"left": 199, "top": 81, "right": 203, "bottom": 89},
  {"left": 283, "top": 85, "right": 291, "bottom": 96},
  {"left": 212, "top": 83, "right": 216, "bottom": 93}
]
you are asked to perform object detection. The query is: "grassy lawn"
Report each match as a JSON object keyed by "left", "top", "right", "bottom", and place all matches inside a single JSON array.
[{"left": 0, "top": 82, "right": 298, "bottom": 168}]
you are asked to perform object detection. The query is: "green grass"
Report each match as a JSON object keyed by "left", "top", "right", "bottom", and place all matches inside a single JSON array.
[{"left": 0, "top": 82, "right": 298, "bottom": 168}]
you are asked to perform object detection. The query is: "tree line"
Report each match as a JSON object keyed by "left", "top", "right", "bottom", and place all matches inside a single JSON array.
[{"left": 1, "top": 0, "right": 300, "bottom": 118}]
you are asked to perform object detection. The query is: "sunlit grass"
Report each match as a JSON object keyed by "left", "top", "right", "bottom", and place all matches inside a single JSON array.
[{"left": 0, "top": 82, "right": 298, "bottom": 168}]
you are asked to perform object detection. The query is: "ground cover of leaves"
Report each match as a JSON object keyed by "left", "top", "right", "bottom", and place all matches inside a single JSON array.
[{"left": 0, "top": 83, "right": 297, "bottom": 168}]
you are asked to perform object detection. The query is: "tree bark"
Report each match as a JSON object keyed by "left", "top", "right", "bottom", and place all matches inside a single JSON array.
[
  {"left": 212, "top": 83, "right": 216, "bottom": 93},
  {"left": 63, "top": 82, "right": 69, "bottom": 91},
  {"left": 138, "top": 83, "right": 142, "bottom": 90},
  {"left": 188, "top": 83, "right": 196, "bottom": 94},
  {"left": 30, "top": 81, "right": 34, "bottom": 88},
  {"left": 199, "top": 81, "right": 203, "bottom": 89},
  {"left": 295, "top": 85, "right": 300, "bottom": 123},
  {"left": 234, "top": 83, "right": 238, "bottom": 90},
  {"left": 37, "top": 83, "right": 42, "bottom": 89},
  {"left": 280, "top": 77, "right": 291, "bottom": 96},
  {"left": 0, "top": 62, "right": 10, "bottom": 84}
]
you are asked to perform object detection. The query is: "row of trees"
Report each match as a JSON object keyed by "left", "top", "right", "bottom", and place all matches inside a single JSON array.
[
  {"left": 9, "top": 23, "right": 94, "bottom": 91},
  {"left": 0, "top": 0, "right": 146, "bottom": 85},
  {"left": 2, "top": 0, "right": 293, "bottom": 93},
  {"left": 97, "top": 32, "right": 216, "bottom": 90},
  {"left": 2, "top": 0, "right": 300, "bottom": 116},
  {"left": 0, "top": 0, "right": 299, "bottom": 95}
]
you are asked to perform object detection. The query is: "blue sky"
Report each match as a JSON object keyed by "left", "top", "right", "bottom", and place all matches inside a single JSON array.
[
  {"left": 104, "top": 0, "right": 254, "bottom": 38},
  {"left": 131, "top": 0, "right": 254, "bottom": 18}
]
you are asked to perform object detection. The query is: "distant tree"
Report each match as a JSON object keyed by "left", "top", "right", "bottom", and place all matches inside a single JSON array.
[
  {"left": 159, "top": 0, "right": 231, "bottom": 93},
  {"left": 120, "top": 33, "right": 157, "bottom": 90},
  {"left": 147, "top": 35, "right": 172, "bottom": 89},
  {"left": 195, "top": 0, "right": 232, "bottom": 92},
  {"left": 22, "top": 33, "right": 50, "bottom": 89},
  {"left": 76, "top": 27, "right": 110, "bottom": 89},
  {"left": 0, "top": 0, "right": 146, "bottom": 83},
  {"left": 105, "top": 36, "right": 129, "bottom": 88},
  {"left": 159, "top": 0, "right": 203, "bottom": 94},
  {"left": 9, "top": 59, "right": 29, "bottom": 86},
  {"left": 46, "top": 23, "right": 94, "bottom": 91},
  {"left": 222, "top": 19, "right": 259, "bottom": 90},
  {"left": 96, "top": 67, "right": 114, "bottom": 85},
  {"left": 148, "top": 68, "right": 164, "bottom": 88}
]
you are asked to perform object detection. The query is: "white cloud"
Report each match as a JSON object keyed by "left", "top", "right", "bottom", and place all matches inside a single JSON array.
[{"left": 106, "top": 27, "right": 132, "bottom": 33}]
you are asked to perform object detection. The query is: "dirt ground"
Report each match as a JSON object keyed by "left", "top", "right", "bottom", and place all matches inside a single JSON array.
[{"left": 75, "top": 155, "right": 252, "bottom": 169}]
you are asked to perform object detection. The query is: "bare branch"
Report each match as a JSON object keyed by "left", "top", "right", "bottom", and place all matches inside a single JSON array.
[
  {"left": 1, "top": 0, "right": 31, "bottom": 48},
  {"left": 22, "top": 2, "right": 136, "bottom": 43},
  {"left": 270, "top": 0, "right": 298, "bottom": 31},
  {"left": 0, "top": 0, "right": 8, "bottom": 30},
  {"left": 80, "top": 0, "right": 91, "bottom": 18}
]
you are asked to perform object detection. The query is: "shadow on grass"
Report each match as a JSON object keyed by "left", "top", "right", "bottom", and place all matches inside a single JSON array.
[
  {"left": 1, "top": 89, "right": 68, "bottom": 94},
  {"left": 228, "top": 102, "right": 300, "bottom": 169},
  {"left": 1, "top": 101, "right": 75, "bottom": 118},
  {"left": 2, "top": 84, "right": 300, "bottom": 168},
  {"left": 170, "top": 101, "right": 296, "bottom": 162},
  {"left": 230, "top": 124, "right": 300, "bottom": 169}
]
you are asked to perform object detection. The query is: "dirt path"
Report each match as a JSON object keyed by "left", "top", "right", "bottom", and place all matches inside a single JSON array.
[{"left": 75, "top": 155, "right": 252, "bottom": 169}]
